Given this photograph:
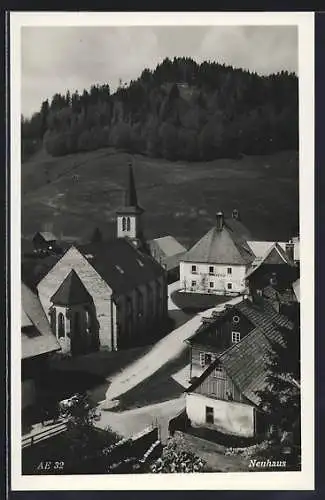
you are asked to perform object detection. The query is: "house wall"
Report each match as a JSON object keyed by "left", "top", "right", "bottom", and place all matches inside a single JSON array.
[
  {"left": 180, "top": 261, "right": 246, "bottom": 295},
  {"left": 190, "top": 312, "right": 254, "bottom": 376},
  {"left": 116, "top": 275, "right": 167, "bottom": 349},
  {"left": 186, "top": 392, "right": 255, "bottom": 437},
  {"left": 37, "top": 246, "right": 114, "bottom": 350}
]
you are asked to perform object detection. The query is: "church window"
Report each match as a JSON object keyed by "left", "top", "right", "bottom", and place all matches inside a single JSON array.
[
  {"left": 122, "top": 217, "right": 126, "bottom": 231},
  {"left": 126, "top": 217, "right": 131, "bottom": 231},
  {"left": 58, "top": 313, "right": 65, "bottom": 338}
]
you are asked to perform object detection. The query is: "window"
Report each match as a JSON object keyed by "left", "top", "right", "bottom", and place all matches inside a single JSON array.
[
  {"left": 200, "top": 352, "right": 212, "bottom": 367},
  {"left": 209, "top": 266, "right": 214, "bottom": 275},
  {"left": 232, "top": 315, "right": 240, "bottom": 325},
  {"left": 58, "top": 312, "right": 65, "bottom": 338},
  {"left": 205, "top": 406, "right": 214, "bottom": 424},
  {"left": 227, "top": 283, "right": 232, "bottom": 290},
  {"left": 191, "top": 265, "right": 197, "bottom": 274},
  {"left": 122, "top": 217, "right": 126, "bottom": 231},
  {"left": 232, "top": 331, "right": 241, "bottom": 343},
  {"left": 209, "top": 282, "right": 214, "bottom": 288},
  {"left": 191, "top": 280, "right": 196, "bottom": 288},
  {"left": 227, "top": 267, "right": 232, "bottom": 275},
  {"left": 126, "top": 217, "right": 131, "bottom": 231},
  {"left": 214, "top": 364, "right": 225, "bottom": 378}
]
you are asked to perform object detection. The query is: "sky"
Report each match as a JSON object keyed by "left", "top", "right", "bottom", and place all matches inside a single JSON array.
[{"left": 21, "top": 25, "right": 298, "bottom": 118}]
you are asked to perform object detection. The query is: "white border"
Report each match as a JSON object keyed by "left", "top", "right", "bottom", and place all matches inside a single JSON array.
[{"left": 10, "top": 11, "right": 315, "bottom": 491}]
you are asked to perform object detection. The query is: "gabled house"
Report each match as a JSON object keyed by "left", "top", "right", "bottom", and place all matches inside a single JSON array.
[
  {"left": 185, "top": 325, "right": 286, "bottom": 437},
  {"left": 33, "top": 231, "right": 58, "bottom": 253},
  {"left": 186, "top": 295, "right": 293, "bottom": 381},
  {"left": 148, "top": 235, "right": 187, "bottom": 280},
  {"left": 180, "top": 211, "right": 255, "bottom": 295},
  {"left": 21, "top": 282, "right": 60, "bottom": 410}
]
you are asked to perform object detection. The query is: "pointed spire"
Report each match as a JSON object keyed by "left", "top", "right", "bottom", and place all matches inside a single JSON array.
[{"left": 125, "top": 163, "right": 138, "bottom": 208}]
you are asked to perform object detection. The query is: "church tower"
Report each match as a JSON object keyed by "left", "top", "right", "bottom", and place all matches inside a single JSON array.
[{"left": 116, "top": 163, "right": 145, "bottom": 249}]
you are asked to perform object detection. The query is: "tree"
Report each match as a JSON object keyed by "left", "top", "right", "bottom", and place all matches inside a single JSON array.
[{"left": 256, "top": 313, "right": 301, "bottom": 466}]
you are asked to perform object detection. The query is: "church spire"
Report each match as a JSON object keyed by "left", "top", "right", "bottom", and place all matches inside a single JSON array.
[{"left": 125, "top": 162, "right": 138, "bottom": 208}]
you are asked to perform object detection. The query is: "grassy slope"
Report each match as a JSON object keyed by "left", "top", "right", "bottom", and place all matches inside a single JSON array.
[{"left": 21, "top": 148, "right": 299, "bottom": 247}]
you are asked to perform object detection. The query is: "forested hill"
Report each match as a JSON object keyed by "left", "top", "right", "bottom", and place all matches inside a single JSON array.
[{"left": 22, "top": 57, "right": 298, "bottom": 163}]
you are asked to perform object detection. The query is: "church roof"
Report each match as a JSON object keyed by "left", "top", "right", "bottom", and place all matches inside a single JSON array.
[
  {"left": 181, "top": 220, "right": 255, "bottom": 265},
  {"left": 78, "top": 238, "right": 165, "bottom": 295},
  {"left": 21, "top": 283, "right": 60, "bottom": 359},
  {"left": 116, "top": 165, "right": 144, "bottom": 215},
  {"left": 51, "top": 269, "right": 93, "bottom": 306}
]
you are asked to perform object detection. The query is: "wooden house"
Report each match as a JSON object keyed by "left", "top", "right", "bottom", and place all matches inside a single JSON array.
[
  {"left": 185, "top": 324, "right": 288, "bottom": 438},
  {"left": 186, "top": 295, "right": 294, "bottom": 381}
]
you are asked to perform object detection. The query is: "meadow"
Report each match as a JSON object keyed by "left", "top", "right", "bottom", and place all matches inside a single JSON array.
[{"left": 21, "top": 148, "right": 299, "bottom": 247}]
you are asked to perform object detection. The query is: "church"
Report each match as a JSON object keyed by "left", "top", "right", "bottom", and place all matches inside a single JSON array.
[{"left": 24, "top": 165, "right": 168, "bottom": 355}]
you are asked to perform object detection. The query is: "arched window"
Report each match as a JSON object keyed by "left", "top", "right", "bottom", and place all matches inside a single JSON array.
[
  {"left": 58, "top": 313, "right": 65, "bottom": 338},
  {"left": 126, "top": 217, "right": 131, "bottom": 231}
]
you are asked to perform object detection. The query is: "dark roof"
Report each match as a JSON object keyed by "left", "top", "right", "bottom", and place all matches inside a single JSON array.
[
  {"left": 263, "top": 285, "right": 297, "bottom": 306},
  {"left": 34, "top": 231, "right": 57, "bottom": 242},
  {"left": 218, "top": 327, "right": 274, "bottom": 405},
  {"left": 234, "top": 298, "right": 292, "bottom": 343},
  {"left": 22, "top": 283, "right": 60, "bottom": 359},
  {"left": 187, "top": 326, "right": 279, "bottom": 406},
  {"left": 182, "top": 221, "right": 255, "bottom": 265},
  {"left": 22, "top": 253, "right": 64, "bottom": 291},
  {"left": 246, "top": 242, "right": 296, "bottom": 278},
  {"left": 186, "top": 309, "right": 235, "bottom": 351},
  {"left": 224, "top": 216, "right": 252, "bottom": 240},
  {"left": 78, "top": 238, "right": 165, "bottom": 295},
  {"left": 51, "top": 269, "right": 93, "bottom": 306},
  {"left": 116, "top": 165, "right": 144, "bottom": 215}
]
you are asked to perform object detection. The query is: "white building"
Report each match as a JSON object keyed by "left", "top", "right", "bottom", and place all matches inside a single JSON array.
[{"left": 180, "top": 211, "right": 255, "bottom": 295}]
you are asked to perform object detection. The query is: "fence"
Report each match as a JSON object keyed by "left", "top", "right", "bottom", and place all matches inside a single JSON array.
[{"left": 22, "top": 421, "right": 67, "bottom": 449}]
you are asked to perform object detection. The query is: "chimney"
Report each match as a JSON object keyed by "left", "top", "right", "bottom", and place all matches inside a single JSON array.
[
  {"left": 285, "top": 241, "right": 294, "bottom": 261},
  {"left": 232, "top": 209, "right": 240, "bottom": 221},
  {"left": 216, "top": 211, "right": 224, "bottom": 231}
]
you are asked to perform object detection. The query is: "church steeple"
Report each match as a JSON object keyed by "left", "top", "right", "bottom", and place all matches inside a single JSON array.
[
  {"left": 125, "top": 163, "right": 139, "bottom": 208},
  {"left": 116, "top": 162, "right": 145, "bottom": 247}
]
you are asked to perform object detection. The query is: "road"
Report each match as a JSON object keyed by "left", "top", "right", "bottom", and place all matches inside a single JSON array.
[
  {"left": 104, "top": 287, "right": 243, "bottom": 402},
  {"left": 97, "top": 397, "right": 185, "bottom": 443}
]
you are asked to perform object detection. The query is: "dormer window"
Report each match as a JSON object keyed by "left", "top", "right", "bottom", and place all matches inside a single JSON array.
[{"left": 232, "top": 331, "right": 241, "bottom": 343}]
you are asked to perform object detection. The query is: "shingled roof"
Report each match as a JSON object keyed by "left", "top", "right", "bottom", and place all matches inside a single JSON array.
[
  {"left": 21, "top": 283, "right": 60, "bottom": 359},
  {"left": 181, "top": 221, "right": 255, "bottom": 265},
  {"left": 234, "top": 297, "right": 293, "bottom": 344},
  {"left": 78, "top": 238, "right": 165, "bottom": 295},
  {"left": 187, "top": 326, "right": 280, "bottom": 406},
  {"left": 51, "top": 269, "right": 93, "bottom": 306}
]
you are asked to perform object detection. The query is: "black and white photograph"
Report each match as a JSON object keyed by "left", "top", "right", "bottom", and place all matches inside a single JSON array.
[{"left": 10, "top": 12, "right": 314, "bottom": 491}]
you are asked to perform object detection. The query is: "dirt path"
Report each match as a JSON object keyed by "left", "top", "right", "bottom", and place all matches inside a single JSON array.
[
  {"left": 105, "top": 295, "right": 243, "bottom": 402},
  {"left": 97, "top": 397, "right": 185, "bottom": 443}
]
